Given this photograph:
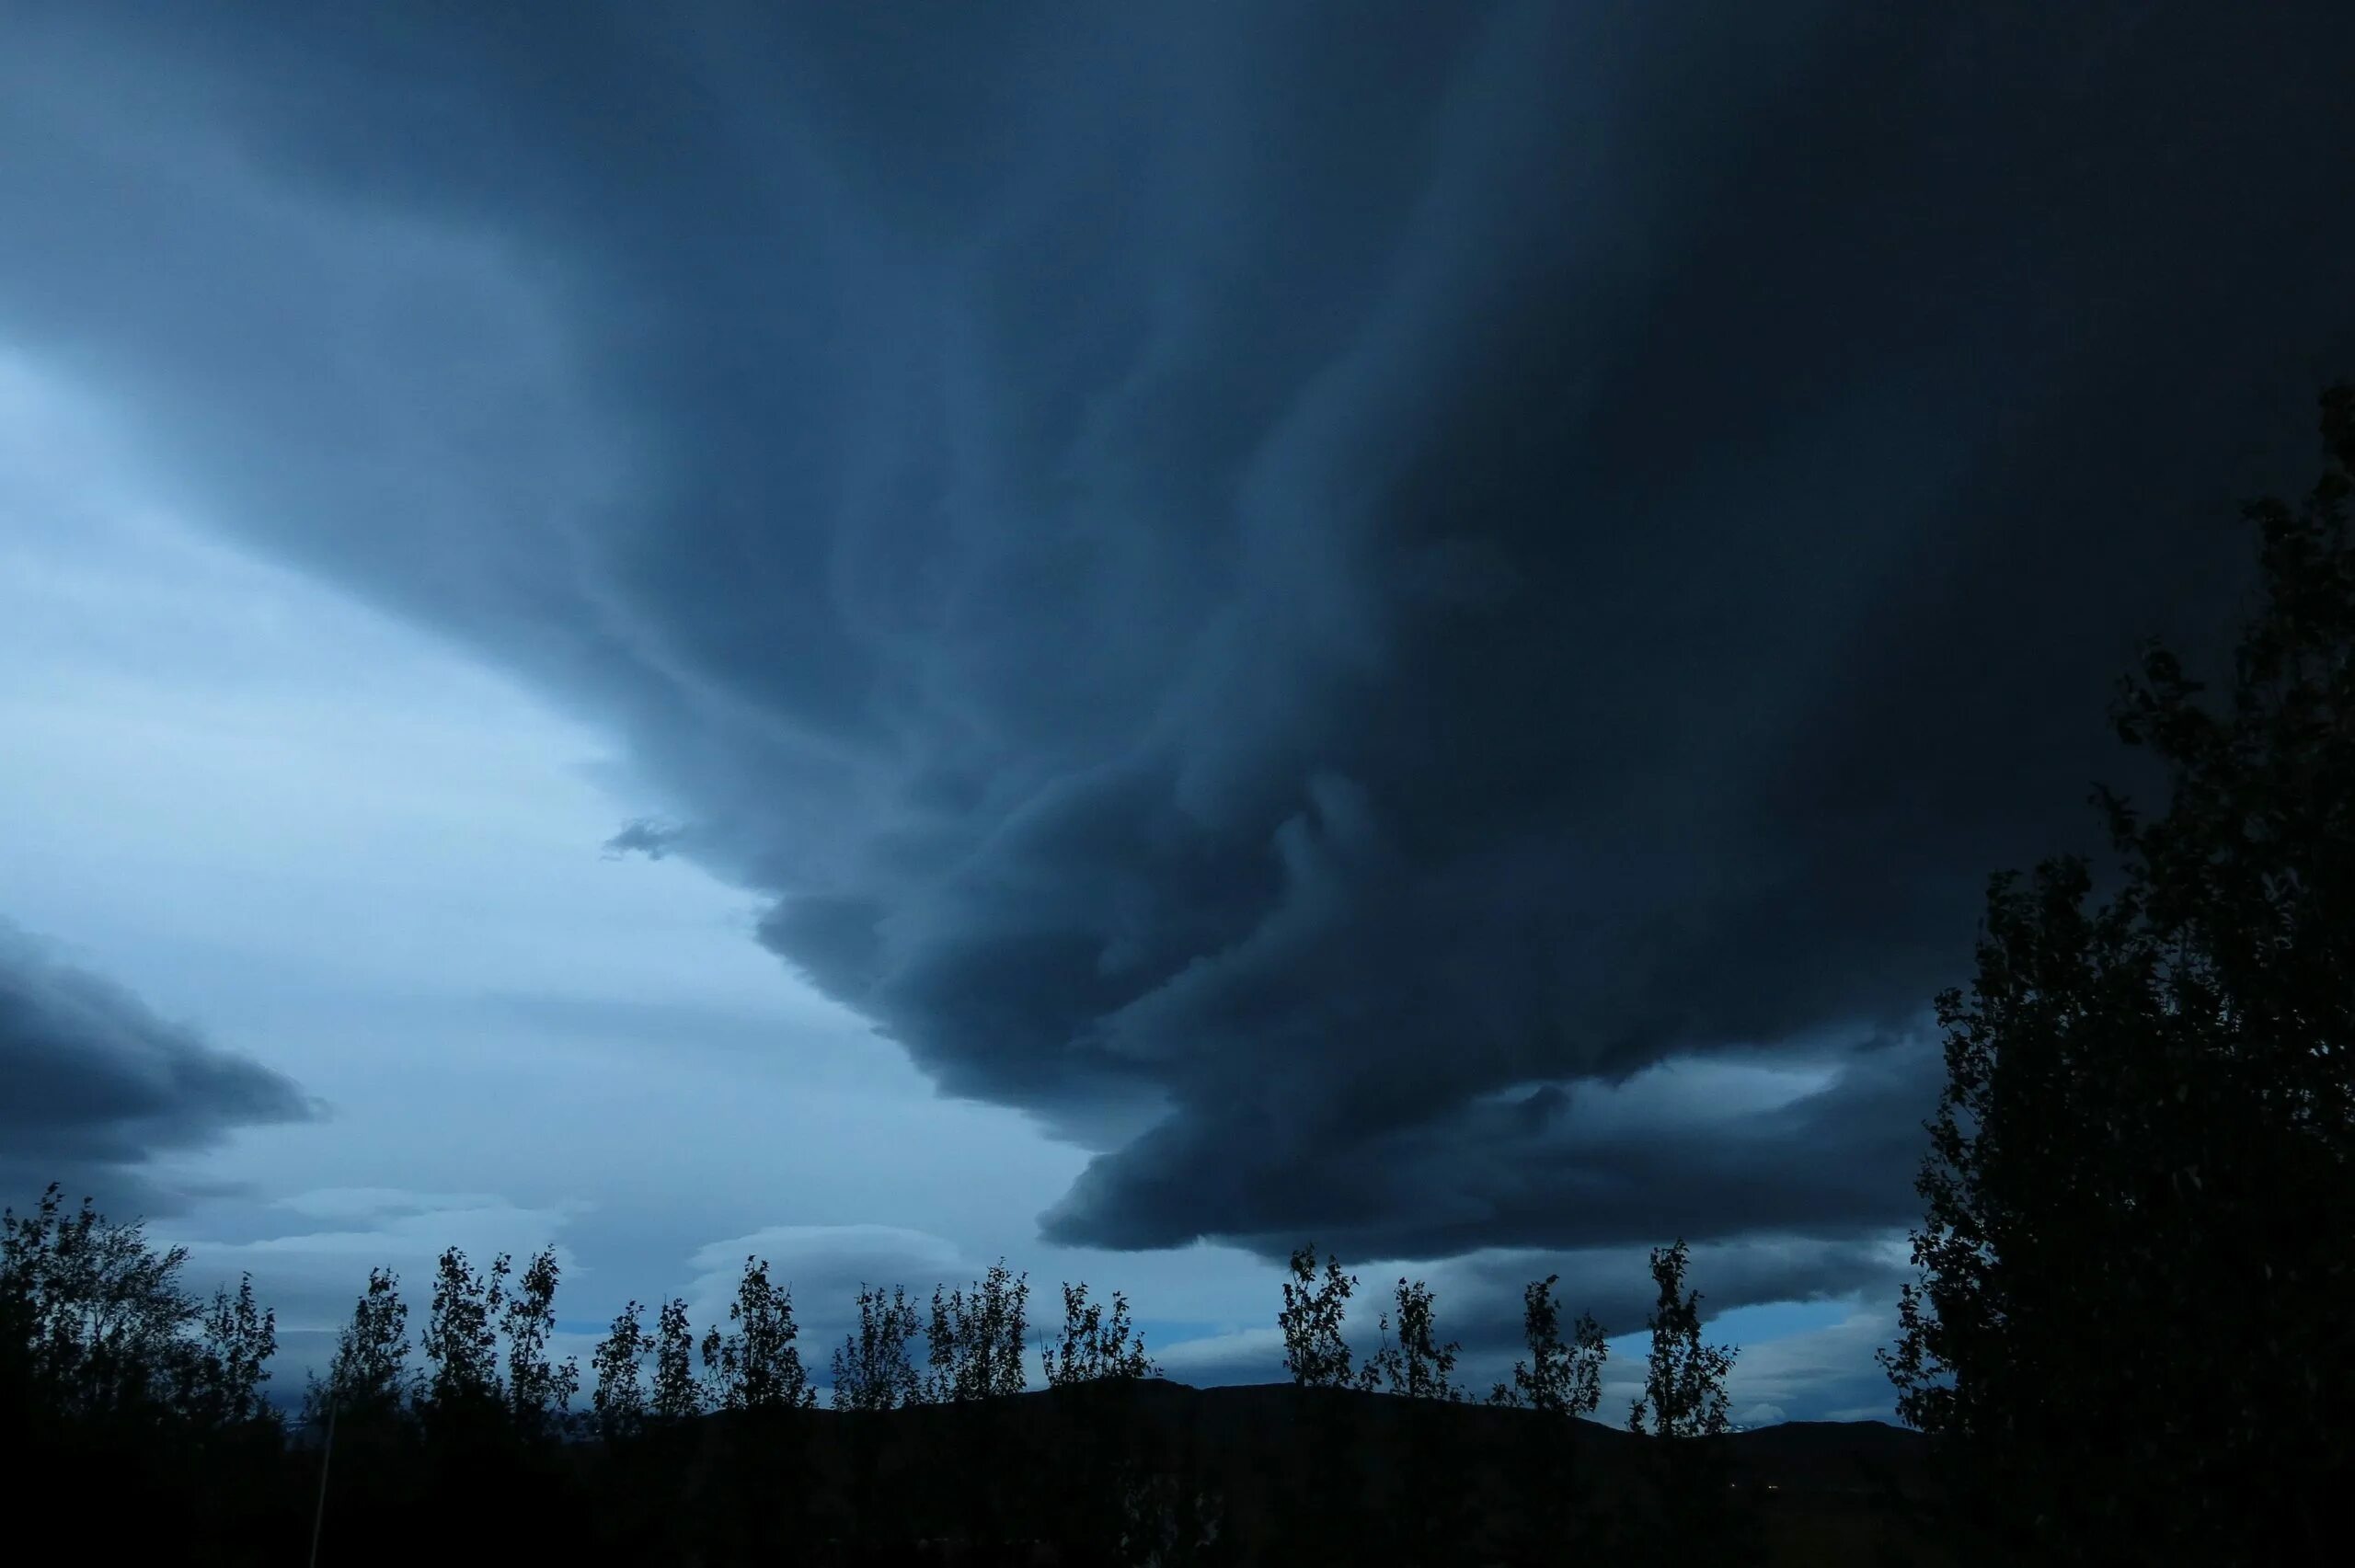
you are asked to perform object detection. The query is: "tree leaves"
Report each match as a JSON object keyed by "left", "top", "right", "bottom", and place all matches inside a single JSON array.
[
  {"left": 1278, "top": 1243, "right": 1361, "bottom": 1390},
  {"left": 700, "top": 1254, "right": 815, "bottom": 1413},
  {"left": 1885, "top": 382, "right": 2355, "bottom": 1564},
  {"left": 1045, "top": 1280, "right": 1158, "bottom": 1387},
  {"left": 1626, "top": 1241, "right": 1735, "bottom": 1440}
]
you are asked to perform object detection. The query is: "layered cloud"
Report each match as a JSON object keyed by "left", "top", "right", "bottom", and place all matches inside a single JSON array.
[
  {"left": 0, "top": 920, "right": 317, "bottom": 1207},
  {"left": 4, "top": 0, "right": 2352, "bottom": 1288}
]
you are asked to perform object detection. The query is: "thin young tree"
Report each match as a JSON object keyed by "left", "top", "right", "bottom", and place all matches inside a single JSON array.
[
  {"left": 830, "top": 1283, "right": 924, "bottom": 1413},
  {"left": 831, "top": 1284, "right": 926, "bottom": 1553},
  {"left": 591, "top": 1299, "right": 649, "bottom": 1442},
  {"left": 1276, "top": 1244, "right": 1361, "bottom": 1390},
  {"left": 307, "top": 1268, "right": 412, "bottom": 1430},
  {"left": 1040, "top": 1282, "right": 1166, "bottom": 1561},
  {"left": 189, "top": 1274, "right": 278, "bottom": 1431},
  {"left": 700, "top": 1255, "right": 816, "bottom": 1412},
  {"left": 1271, "top": 1245, "right": 1376, "bottom": 1564},
  {"left": 925, "top": 1259, "right": 1030, "bottom": 1403},
  {"left": 1503, "top": 1274, "right": 1606, "bottom": 1419},
  {"left": 1627, "top": 1241, "right": 1734, "bottom": 1440},
  {"left": 916, "top": 1262, "right": 1031, "bottom": 1549},
  {"left": 1358, "top": 1276, "right": 1476, "bottom": 1566},
  {"left": 502, "top": 1246, "right": 580, "bottom": 1440},
  {"left": 1357, "top": 1276, "right": 1463, "bottom": 1401},
  {"left": 419, "top": 1247, "right": 507, "bottom": 1437},
  {"left": 1042, "top": 1281, "right": 1159, "bottom": 1387},
  {"left": 1490, "top": 1274, "right": 1608, "bottom": 1562},
  {"left": 649, "top": 1297, "right": 703, "bottom": 1422},
  {"left": 1627, "top": 1241, "right": 1746, "bottom": 1567}
]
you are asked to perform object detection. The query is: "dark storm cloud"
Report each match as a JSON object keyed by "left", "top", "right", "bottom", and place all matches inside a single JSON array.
[
  {"left": 6, "top": 3, "right": 2353, "bottom": 1261},
  {"left": 1375, "top": 1232, "right": 1911, "bottom": 1409},
  {"left": 0, "top": 921, "right": 318, "bottom": 1207},
  {"left": 1046, "top": 1034, "right": 1946, "bottom": 1258},
  {"left": 601, "top": 818, "right": 684, "bottom": 862},
  {"left": 1442, "top": 1235, "right": 1909, "bottom": 1350}
]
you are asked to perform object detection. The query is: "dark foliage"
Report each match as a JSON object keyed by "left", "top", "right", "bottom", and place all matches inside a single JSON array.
[
  {"left": 704, "top": 1254, "right": 818, "bottom": 1413},
  {"left": 1886, "top": 383, "right": 2355, "bottom": 1566},
  {"left": 1624, "top": 1239, "right": 1751, "bottom": 1565},
  {"left": 1487, "top": 1273, "right": 1609, "bottom": 1564},
  {"left": 4, "top": 1178, "right": 1947, "bottom": 1563},
  {"left": 3, "top": 1185, "right": 300, "bottom": 1562}
]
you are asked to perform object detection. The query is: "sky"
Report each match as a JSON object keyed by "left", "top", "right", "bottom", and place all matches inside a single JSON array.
[{"left": 4, "top": 1, "right": 2353, "bottom": 1426}]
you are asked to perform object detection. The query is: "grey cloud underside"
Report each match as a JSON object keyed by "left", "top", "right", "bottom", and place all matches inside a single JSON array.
[
  {"left": 0, "top": 921, "right": 317, "bottom": 1210},
  {"left": 1391, "top": 1235, "right": 1909, "bottom": 1410},
  {"left": 1044, "top": 1036, "right": 1946, "bottom": 1258},
  {"left": 7, "top": 2, "right": 2354, "bottom": 1259},
  {"left": 1445, "top": 1235, "right": 1907, "bottom": 1351}
]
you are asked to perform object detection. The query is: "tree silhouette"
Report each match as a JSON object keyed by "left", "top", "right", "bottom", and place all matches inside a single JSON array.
[
  {"left": 830, "top": 1282, "right": 925, "bottom": 1412},
  {"left": 1270, "top": 1245, "right": 1379, "bottom": 1563},
  {"left": 1498, "top": 1273, "right": 1605, "bottom": 1419},
  {"left": 827, "top": 1282, "right": 927, "bottom": 1554},
  {"left": 915, "top": 1262, "right": 1032, "bottom": 1549},
  {"left": 1626, "top": 1240, "right": 1744, "bottom": 1566},
  {"left": 1884, "top": 382, "right": 2355, "bottom": 1566},
  {"left": 1627, "top": 1240, "right": 1734, "bottom": 1440},
  {"left": 1035, "top": 1281, "right": 1172, "bottom": 1559},
  {"left": 1277, "top": 1243, "right": 1361, "bottom": 1390},
  {"left": 925, "top": 1257, "right": 1029, "bottom": 1403},
  {"left": 2, "top": 1180, "right": 1946, "bottom": 1563},
  {"left": 189, "top": 1273, "right": 277, "bottom": 1431},
  {"left": 688, "top": 1257, "right": 817, "bottom": 1561},
  {"left": 502, "top": 1245, "right": 579, "bottom": 1440},
  {"left": 1489, "top": 1273, "right": 1607, "bottom": 1565},
  {"left": 1358, "top": 1276, "right": 1476, "bottom": 1565},
  {"left": 309, "top": 1266, "right": 411, "bottom": 1429},
  {"left": 1, "top": 1185, "right": 199, "bottom": 1424},
  {"left": 590, "top": 1299, "right": 649, "bottom": 1442},
  {"left": 649, "top": 1296, "right": 703, "bottom": 1422},
  {"left": 636, "top": 1297, "right": 706, "bottom": 1562},
  {"left": 1357, "top": 1275, "right": 1463, "bottom": 1401},
  {"left": 419, "top": 1246, "right": 507, "bottom": 1436},
  {"left": 1042, "top": 1280, "right": 1159, "bottom": 1387},
  {"left": 2, "top": 1187, "right": 296, "bottom": 1561},
  {"left": 701, "top": 1255, "right": 816, "bottom": 1413}
]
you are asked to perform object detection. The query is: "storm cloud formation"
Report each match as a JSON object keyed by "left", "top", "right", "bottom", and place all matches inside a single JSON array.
[
  {"left": 5, "top": 2, "right": 2354, "bottom": 1271},
  {"left": 0, "top": 921, "right": 316, "bottom": 1207}
]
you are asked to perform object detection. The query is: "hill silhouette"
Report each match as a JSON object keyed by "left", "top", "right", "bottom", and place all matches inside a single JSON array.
[{"left": 616, "top": 1379, "right": 1943, "bottom": 1566}]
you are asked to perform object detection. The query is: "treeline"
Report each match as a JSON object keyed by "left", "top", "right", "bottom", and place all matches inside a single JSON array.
[
  {"left": 0, "top": 1185, "right": 285, "bottom": 1559},
  {"left": 1, "top": 1177, "right": 1752, "bottom": 1566}
]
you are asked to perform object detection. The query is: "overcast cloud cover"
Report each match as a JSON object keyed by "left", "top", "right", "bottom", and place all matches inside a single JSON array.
[{"left": 5, "top": 0, "right": 2355, "bottom": 1418}]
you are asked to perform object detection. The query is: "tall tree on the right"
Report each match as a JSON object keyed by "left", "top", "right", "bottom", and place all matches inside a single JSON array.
[{"left": 1884, "top": 383, "right": 2355, "bottom": 1566}]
